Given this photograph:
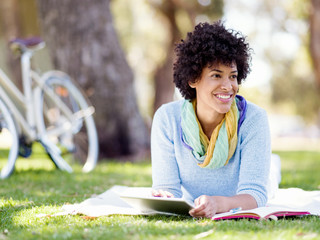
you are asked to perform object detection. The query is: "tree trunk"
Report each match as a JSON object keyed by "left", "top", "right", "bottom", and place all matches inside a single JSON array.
[
  {"left": 153, "top": 1, "right": 180, "bottom": 113},
  {"left": 153, "top": 49, "right": 176, "bottom": 113},
  {"left": 0, "top": 0, "right": 22, "bottom": 88},
  {"left": 310, "top": 0, "right": 320, "bottom": 87},
  {"left": 36, "top": 0, "right": 149, "bottom": 159}
]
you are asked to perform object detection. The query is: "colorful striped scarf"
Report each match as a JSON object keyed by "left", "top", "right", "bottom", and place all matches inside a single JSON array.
[{"left": 180, "top": 95, "right": 247, "bottom": 169}]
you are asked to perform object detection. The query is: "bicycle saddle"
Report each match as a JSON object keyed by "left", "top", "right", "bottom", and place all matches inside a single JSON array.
[{"left": 9, "top": 37, "right": 45, "bottom": 52}]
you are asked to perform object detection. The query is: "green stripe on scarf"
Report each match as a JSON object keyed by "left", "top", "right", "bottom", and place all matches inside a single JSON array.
[{"left": 181, "top": 99, "right": 239, "bottom": 169}]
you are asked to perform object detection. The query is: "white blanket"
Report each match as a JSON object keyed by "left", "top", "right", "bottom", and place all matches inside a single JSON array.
[{"left": 56, "top": 186, "right": 320, "bottom": 217}]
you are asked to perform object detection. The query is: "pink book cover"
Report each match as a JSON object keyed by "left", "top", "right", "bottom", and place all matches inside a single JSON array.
[{"left": 212, "top": 207, "right": 311, "bottom": 220}]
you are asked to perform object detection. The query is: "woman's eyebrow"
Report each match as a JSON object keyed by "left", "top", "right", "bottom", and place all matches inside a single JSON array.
[
  {"left": 210, "top": 69, "right": 222, "bottom": 72},
  {"left": 209, "top": 69, "right": 238, "bottom": 73}
]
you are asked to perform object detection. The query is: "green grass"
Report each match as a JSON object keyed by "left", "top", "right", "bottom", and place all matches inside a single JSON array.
[
  {"left": 1, "top": 145, "right": 320, "bottom": 240},
  {"left": 274, "top": 151, "right": 320, "bottom": 190}
]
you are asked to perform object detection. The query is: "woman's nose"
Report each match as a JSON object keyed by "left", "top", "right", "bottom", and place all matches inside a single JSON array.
[{"left": 221, "top": 77, "right": 232, "bottom": 90}]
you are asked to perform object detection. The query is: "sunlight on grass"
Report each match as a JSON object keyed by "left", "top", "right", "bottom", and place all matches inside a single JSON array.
[
  {"left": 274, "top": 151, "right": 320, "bottom": 190},
  {"left": 0, "top": 198, "right": 34, "bottom": 208},
  {"left": 0, "top": 142, "right": 54, "bottom": 172},
  {"left": 14, "top": 158, "right": 56, "bottom": 171},
  {"left": 1, "top": 149, "right": 319, "bottom": 239}
]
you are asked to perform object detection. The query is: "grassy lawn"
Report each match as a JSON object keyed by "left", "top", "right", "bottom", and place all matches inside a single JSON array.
[{"left": 1, "top": 144, "right": 320, "bottom": 240}]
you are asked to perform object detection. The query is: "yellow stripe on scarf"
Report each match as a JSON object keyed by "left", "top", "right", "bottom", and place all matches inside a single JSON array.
[{"left": 192, "top": 99, "right": 238, "bottom": 168}]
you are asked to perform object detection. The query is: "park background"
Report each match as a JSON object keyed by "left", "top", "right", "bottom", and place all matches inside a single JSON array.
[
  {"left": 0, "top": 0, "right": 319, "bottom": 160},
  {"left": 1, "top": 1, "right": 320, "bottom": 239}
]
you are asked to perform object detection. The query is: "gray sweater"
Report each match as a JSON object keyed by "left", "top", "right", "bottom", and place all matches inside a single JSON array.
[{"left": 151, "top": 99, "right": 271, "bottom": 207}]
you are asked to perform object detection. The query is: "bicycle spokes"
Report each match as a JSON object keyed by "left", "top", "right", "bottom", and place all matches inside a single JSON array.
[{"left": 36, "top": 76, "right": 98, "bottom": 170}]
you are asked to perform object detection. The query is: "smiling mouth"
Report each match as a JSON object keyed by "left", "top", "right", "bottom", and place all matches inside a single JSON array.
[{"left": 215, "top": 94, "right": 233, "bottom": 100}]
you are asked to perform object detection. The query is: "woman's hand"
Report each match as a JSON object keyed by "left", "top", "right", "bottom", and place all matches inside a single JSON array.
[
  {"left": 189, "top": 194, "right": 257, "bottom": 218},
  {"left": 152, "top": 189, "right": 174, "bottom": 198},
  {"left": 189, "top": 195, "right": 218, "bottom": 218}
]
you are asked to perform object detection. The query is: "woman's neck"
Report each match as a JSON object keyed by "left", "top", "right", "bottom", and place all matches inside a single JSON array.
[{"left": 196, "top": 106, "right": 225, "bottom": 139}]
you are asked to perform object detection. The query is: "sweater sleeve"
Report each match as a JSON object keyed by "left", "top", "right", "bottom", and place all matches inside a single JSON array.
[
  {"left": 151, "top": 105, "right": 183, "bottom": 198},
  {"left": 236, "top": 108, "right": 271, "bottom": 207}
]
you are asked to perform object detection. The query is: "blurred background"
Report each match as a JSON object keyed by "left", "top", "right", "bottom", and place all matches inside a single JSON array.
[{"left": 0, "top": 0, "right": 319, "bottom": 161}]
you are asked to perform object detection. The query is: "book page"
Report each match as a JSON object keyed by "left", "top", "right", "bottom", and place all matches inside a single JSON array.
[{"left": 212, "top": 206, "right": 310, "bottom": 220}]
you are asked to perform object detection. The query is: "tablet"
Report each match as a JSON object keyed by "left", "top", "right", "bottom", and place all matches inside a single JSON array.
[{"left": 119, "top": 195, "right": 195, "bottom": 215}]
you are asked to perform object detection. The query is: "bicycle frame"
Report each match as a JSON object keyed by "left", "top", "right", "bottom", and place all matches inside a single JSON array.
[
  {"left": 0, "top": 56, "right": 37, "bottom": 141},
  {"left": 0, "top": 49, "right": 79, "bottom": 143}
]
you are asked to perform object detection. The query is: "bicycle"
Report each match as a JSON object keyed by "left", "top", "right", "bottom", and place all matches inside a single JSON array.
[{"left": 0, "top": 37, "right": 99, "bottom": 179}]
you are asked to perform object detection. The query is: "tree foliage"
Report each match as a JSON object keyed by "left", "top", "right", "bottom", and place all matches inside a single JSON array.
[{"left": 253, "top": 0, "right": 320, "bottom": 123}]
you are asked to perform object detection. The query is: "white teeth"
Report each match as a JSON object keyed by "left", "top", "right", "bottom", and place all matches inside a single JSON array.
[{"left": 216, "top": 94, "right": 231, "bottom": 99}]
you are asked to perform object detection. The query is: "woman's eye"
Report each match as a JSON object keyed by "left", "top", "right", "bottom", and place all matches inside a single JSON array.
[
  {"left": 230, "top": 75, "right": 238, "bottom": 80},
  {"left": 211, "top": 74, "right": 220, "bottom": 78}
]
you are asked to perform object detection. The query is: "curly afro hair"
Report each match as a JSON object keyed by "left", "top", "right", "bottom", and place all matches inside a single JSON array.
[{"left": 173, "top": 21, "right": 252, "bottom": 100}]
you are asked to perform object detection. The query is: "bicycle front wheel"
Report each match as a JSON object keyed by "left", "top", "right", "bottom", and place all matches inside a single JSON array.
[
  {"left": 35, "top": 73, "right": 98, "bottom": 172},
  {"left": 0, "top": 98, "right": 19, "bottom": 179}
]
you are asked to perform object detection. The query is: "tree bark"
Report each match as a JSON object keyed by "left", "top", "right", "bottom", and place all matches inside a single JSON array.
[
  {"left": 153, "top": 0, "right": 180, "bottom": 113},
  {"left": 0, "top": 0, "right": 22, "bottom": 88},
  {"left": 36, "top": 0, "right": 149, "bottom": 159},
  {"left": 310, "top": 0, "right": 320, "bottom": 87}
]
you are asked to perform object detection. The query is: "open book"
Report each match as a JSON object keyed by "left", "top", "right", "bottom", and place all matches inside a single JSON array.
[{"left": 212, "top": 207, "right": 310, "bottom": 220}]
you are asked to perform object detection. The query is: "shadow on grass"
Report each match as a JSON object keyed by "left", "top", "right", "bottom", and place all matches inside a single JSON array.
[
  {"left": 0, "top": 200, "right": 35, "bottom": 234},
  {"left": 2, "top": 161, "right": 152, "bottom": 201},
  {"left": 1, "top": 160, "right": 153, "bottom": 236},
  {"left": 1, "top": 150, "right": 320, "bottom": 239}
]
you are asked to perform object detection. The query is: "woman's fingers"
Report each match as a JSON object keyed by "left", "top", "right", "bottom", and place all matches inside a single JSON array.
[
  {"left": 151, "top": 189, "right": 174, "bottom": 198},
  {"left": 189, "top": 196, "right": 206, "bottom": 216},
  {"left": 189, "top": 195, "right": 217, "bottom": 218}
]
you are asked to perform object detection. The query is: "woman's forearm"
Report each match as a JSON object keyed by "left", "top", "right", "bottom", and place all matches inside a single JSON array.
[
  {"left": 213, "top": 194, "right": 257, "bottom": 213},
  {"left": 189, "top": 193, "right": 257, "bottom": 218}
]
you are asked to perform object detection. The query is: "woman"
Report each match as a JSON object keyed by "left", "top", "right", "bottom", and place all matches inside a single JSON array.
[{"left": 151, "top": 21, "right": 272, "bottom": 218}]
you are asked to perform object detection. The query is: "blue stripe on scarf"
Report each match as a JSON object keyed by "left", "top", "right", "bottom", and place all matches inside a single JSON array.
[
  {"left": 236, "top": 95, "right": 247, "bottom": 135},
  {"left": 180, "top": 95, "right": 247, "bottom": 151}
]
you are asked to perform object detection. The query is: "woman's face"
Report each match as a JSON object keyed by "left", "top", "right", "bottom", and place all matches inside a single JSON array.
[{"left": 190, "top": 63, "right": 239, "bottom": 119}]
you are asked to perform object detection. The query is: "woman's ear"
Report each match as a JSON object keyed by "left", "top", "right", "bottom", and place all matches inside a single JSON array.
[{"left": 188, "top": 80, "right": 197, "bottom": 88}]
